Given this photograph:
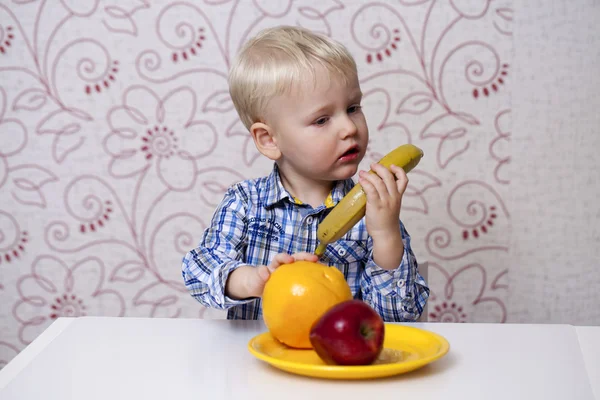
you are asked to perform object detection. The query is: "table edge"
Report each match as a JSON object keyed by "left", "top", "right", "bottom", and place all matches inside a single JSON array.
[
  {"left": 0, "top": 318, "right": 76, "bottom": 390},
  {"left": 575, "top": 326, "right": 600, "bottom": 400}
]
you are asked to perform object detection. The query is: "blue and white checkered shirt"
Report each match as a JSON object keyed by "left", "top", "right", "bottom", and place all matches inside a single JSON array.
[{"left": 182, "top": 164, "right": 429, "bottom": 321}]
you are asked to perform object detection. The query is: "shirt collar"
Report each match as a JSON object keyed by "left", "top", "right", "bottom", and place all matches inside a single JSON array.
[{"left": 262, "top": 163, "right": 355, "bottom": 209}]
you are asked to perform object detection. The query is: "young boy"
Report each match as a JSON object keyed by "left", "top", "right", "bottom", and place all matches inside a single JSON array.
[{"left": 181, "top": 26, "right": 429, "bottom": 321}]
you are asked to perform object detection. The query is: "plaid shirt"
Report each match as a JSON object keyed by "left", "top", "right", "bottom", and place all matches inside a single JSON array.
[{"left": 182, "top": 164, "right": 429, "bottom": 321}]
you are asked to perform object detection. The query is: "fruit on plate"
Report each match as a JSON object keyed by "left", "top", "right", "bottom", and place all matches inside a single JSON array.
[
  {"left": 314, "top": 144, "right": 423, "bottom": 256},
  {"left": 309, "top": 300, "right": 385, "bottom": 365},
  {"left": 262, "top": 261, "right": 352, "bottom": 349}
]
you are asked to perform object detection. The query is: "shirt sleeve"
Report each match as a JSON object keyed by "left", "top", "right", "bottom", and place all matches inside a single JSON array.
[
  {"left": 181, "top": 185, "right": 254, "bottom": 310},
  {"left": 359, "top": 221, "right": 430, "bottom": 321}
]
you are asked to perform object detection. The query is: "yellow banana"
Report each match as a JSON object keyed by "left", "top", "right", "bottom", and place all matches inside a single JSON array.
[{"left": 314, "top": 144, "right": 424, "bottom": 257}]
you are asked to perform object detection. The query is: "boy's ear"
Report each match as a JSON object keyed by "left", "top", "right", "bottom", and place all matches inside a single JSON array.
[{"left": 249, "top": 122, "right": 281, "bottom": 161}]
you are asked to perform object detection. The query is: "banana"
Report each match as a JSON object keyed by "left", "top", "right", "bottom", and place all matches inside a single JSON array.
[{"left": 314, "top": 144, "right": 424, "bottom": 257}]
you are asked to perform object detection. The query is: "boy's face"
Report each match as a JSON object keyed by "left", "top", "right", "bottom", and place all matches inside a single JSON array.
[{"left": 264, "top": 64, "right": 368, "bottom": 183}]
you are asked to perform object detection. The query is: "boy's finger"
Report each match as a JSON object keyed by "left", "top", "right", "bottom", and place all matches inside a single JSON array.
[
  {"left": 358, "top": 171, "right": 381, "bottom": 201},
  {"left": 378, "top": 163, "right": 401, "bottom": 195},
  {"left": 391, "top": 165, "right": 409, "bottom": 194},
  {"left": 270, "top": 253, "right": 294, "bottom": 269},
  {"left": 292, "top": 252, "right": 319, "bottom": 262},
  {"left": 372, "top": 162, "right": 395, "bottom": 181},
  {"left": 367, "top": 164, "right": 392, "bottom": 197},
  {"left": 256, "top": 265, "right": 271, "bottom": 282}
]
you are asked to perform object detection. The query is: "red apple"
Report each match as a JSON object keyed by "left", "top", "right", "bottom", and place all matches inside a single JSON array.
[{"left": 309, "top": 300, "right": 385, "bottom": 365}]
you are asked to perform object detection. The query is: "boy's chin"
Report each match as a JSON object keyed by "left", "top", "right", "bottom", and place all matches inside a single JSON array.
[{"left": 330, "top": 166, "right": 359, "bottom": 181}]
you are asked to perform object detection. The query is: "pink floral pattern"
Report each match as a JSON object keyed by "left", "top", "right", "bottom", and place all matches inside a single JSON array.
[
  {"left": 13, "top": 256, "right": 125, "bottom": 344},
  {"left": 427, "top": 262, "right": 508, "bottom": 323},
  {"left": 0, "top": 24, "right": 15, "bottom": 55},
  {"left": 0, "top": 0, "right": 512, "bottom": 368},
  {"left": 104, "top": 86, "right": 217, "bottom": 191}
]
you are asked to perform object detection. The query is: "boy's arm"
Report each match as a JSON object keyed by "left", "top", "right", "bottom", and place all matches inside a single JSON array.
[
  {"left": 181, "top": 185, "right": 319, "bottom": 308},
  {"left": 371, "top": 228, "right": 404, "bottom": 270},
  {"left": 181, "top": 185, "right": 254, "bottom": 310},
  {"left": 359, "top": 221, "right": 430, "bottom": 321},
  {"left": 356, "top": 162, "right": 428, "bottom": 320}
]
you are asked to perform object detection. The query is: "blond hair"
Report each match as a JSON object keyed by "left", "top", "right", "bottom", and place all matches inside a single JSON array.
[{"left": 228, "top": 26, "right": 358, "bottom": 130}]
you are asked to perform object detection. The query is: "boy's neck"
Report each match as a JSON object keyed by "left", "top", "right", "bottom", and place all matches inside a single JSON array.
[{"left": 278, "top": 166, "right": 333, "bottom": 209}]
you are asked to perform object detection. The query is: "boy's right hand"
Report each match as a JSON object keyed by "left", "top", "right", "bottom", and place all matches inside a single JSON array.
[
  {"left": 226, "top": 252, "right": 318, "bottom": 300},
  {"left": 252, "top": 252, "right": 318, "bottom": 297}
]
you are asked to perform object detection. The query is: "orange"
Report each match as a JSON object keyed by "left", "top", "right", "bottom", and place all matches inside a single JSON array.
[{"left": 262, "top": 261, "right": 353, "bottom": 349}]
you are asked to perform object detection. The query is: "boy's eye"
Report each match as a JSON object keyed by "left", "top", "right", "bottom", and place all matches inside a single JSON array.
[
  {"left": 348, "top": 105, "right": 362, "bottom": 114},
  {"left": 314, "top": 117, "right": 328, "bottom": 126}
]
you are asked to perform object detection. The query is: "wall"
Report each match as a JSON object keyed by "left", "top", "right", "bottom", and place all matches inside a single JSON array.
[{"left": 509, "top": 0, "right": 600, "bottom": 324}]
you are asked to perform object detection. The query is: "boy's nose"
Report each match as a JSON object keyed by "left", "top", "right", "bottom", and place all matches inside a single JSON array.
[{"left": 339, "top": 116, "right": 357, "bottom": 139}]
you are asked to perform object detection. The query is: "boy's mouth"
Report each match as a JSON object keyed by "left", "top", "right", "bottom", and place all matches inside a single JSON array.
[{"left": 338, "top": 146, "right": 360, "bottom": 161}]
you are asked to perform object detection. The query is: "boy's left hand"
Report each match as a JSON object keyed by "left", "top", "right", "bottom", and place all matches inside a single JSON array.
[{"left": 358, "top": 163, "right": 408, "bottom": 240}]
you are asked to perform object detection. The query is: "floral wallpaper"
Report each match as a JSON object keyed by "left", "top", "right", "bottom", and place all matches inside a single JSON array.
[{"left": 0, "top": 0, "right": 513, "bottom": 368}]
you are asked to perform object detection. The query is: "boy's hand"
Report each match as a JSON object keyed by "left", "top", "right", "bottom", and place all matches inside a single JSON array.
[
  {"left": 238, "top": 252, "right": 319, "bottom": 299},
  {"left": 358, "top": 162, "right": 408, "bottom": 241}
]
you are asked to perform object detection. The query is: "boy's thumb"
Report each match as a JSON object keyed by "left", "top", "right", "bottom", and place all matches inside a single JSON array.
[{"left": 256, "top": 265, "right": 271, "bottom": 283}]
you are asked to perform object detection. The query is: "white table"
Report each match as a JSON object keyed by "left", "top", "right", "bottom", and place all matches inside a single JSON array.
[
  {"left": 578, "top": 326, "right": 600, "bottom": 399},
  {"left": 0, "top": 317, "right": 597, "bottom": 399}
]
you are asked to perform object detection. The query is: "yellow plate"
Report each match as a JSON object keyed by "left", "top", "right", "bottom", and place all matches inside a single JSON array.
[{"left": 247, "top": 323, "right": 450, "bottom": 380}]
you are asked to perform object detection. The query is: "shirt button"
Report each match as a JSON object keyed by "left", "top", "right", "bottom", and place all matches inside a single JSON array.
[
  {"left": 397, "top": 279, "right": 405, "bottom": 288},
  {"left": 337, "top": 248, "right": 346, "bottom": 256},
  {"left": 306, "top": 216, "right": 313, "bottom": 225}
]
